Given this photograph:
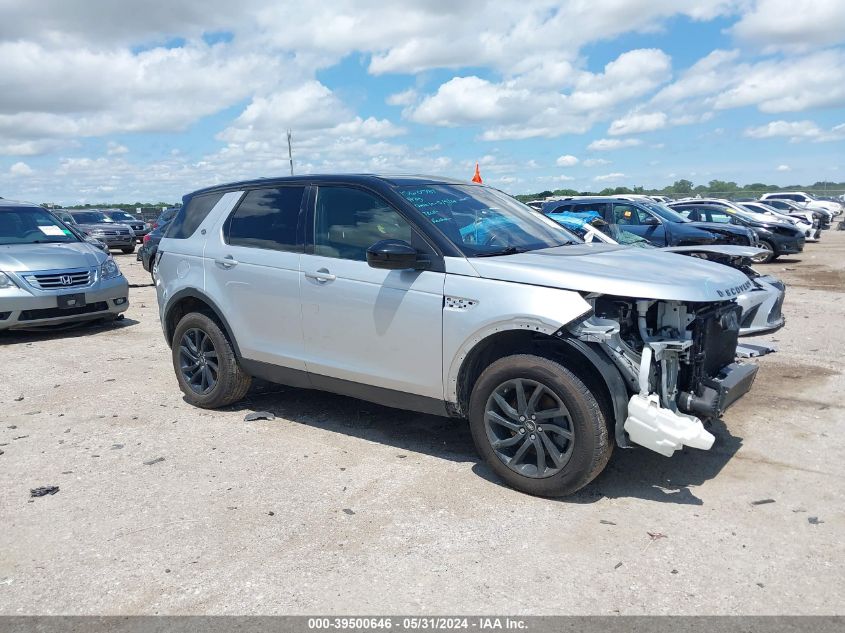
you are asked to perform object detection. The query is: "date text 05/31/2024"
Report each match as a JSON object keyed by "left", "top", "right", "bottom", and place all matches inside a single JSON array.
[{"left": 307, "top": 617, "right": 528, "bottom": 630}]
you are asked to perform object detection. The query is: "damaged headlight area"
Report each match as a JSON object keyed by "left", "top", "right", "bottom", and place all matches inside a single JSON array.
[{"left": 569, "top": 296, "right": 758, "bottom": 457}]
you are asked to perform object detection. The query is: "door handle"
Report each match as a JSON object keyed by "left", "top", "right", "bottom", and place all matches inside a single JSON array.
[
  {"left": 305, "top": 268, "right": 336, "bottom": 283},
  {"left": 214, "top": 255, "right": 239, "bottom": 269}
]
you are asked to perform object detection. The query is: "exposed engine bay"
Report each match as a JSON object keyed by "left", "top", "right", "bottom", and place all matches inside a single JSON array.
[{"left": 569, "top": 295, "right": 760, "bottom": 456}]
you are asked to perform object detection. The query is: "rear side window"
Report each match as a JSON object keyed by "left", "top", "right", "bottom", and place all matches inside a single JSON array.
[
  {"left": 226, "top": 187, "right": 305, "bottom": 252},
  {"left": 571, "top": 202, "right": 608, "bottom": 216},
  {"left": 168, "top": 193, "right": 224, "bottom": 239}
]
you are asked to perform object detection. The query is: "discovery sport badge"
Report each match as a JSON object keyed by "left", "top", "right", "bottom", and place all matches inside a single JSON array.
[{"left": 716, "top": 280, "right": 752, "bottom": 298}]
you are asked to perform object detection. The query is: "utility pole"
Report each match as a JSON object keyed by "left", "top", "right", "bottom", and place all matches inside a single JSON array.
[{"left": 287, "top": 129, "right": 294, "bottom": 176}]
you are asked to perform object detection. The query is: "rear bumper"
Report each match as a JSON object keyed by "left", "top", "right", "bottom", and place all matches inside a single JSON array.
[{"left": 0, "top": 276, "right": 129, "bottom": 331}]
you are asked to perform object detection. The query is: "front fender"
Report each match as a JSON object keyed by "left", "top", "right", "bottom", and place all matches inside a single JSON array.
[{"left": 442, "top": 275, "right": 591, "bottom": 403}]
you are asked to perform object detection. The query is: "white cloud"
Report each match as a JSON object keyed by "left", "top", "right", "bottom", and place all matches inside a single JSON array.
[
  {"left": 594, "top": 172, "right": 626, "bottom": 182},
  {"left": 608, "top": 111, "right": 667, "bottom": 135},
  {"left": 9, "top": 162, "right": 34, "bottom": 176},
  {"left": 583, "top": 158, "right": 611, "bottom": 167},
  {"left": 386, "top": 89, "right": 417, "bottom": 107},
  {"left": 713, "top": 50, "right": 845, "bottom": 113},
  {"left": 407, "top": 48, "right": 672, "bottom": 140},
  {"left": 107, "top": 142, "right": 129, "bottom": 155},
  {"left": 731, "top": 0, "right": 845, "bottom": 51},
  {"left": 538, "top": 174, "right": 575, "bottom": 182},
  {"left": 776, "top": 164, "right": 791, "bottom": 172},
  {"left": 743, "top": 119, "right": 845, "bottom": 142},
  {"left": 744, "top": 120, "right": 821, "bottom": 140},
  {"left": 0, "top": 39, "right": 282, "bottom": 149},
  {"left": 556, "top": 154, "right": 579, "bottom": 167},
  {"left": 587, "top": 138, "right": 643, "bottom": 151}
]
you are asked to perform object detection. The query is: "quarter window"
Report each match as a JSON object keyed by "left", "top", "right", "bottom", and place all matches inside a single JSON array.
[
  {"left": 226, "top": 187, "right": 304, "bottom": 252},
  {"left": 314, "top": 186, "right": 412, "bottom": 261},
  {"left": 167, "top": 192, "right": 224, "bottom": 239}
]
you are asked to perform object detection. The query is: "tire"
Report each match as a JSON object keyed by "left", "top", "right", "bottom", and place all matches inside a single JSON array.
[
  {"left": 468, "top": 354, "right": 612, "bottom": 498},
  {"left": 758, "top": 240, "right": 776, "bottom": 263},
  {"left": 171, "top": 312, "right": 251, "bottom": 408},
  {"left": 121, "top": 245, "right": 136, "bottom": 254}
]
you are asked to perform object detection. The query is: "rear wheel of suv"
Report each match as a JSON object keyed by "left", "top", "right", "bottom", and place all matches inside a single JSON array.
[
  {"left": 468, "top": 354, "right": 612, "bottom": 497},
  {"left": 172, "top": 312, "right": 251, "bottom": 408}
]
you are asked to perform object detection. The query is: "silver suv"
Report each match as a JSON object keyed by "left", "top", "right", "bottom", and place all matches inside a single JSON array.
[
  {"left": 1, "top": 200, "right": 129, "bottom": 330},
  {"left": 156, "top": 175, "right": 760, "bottom": 497}
]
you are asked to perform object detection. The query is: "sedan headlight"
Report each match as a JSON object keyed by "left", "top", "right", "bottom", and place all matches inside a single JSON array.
[
  {"left": 100, "top": 258, "right": 121, "bottom": 280},
  {"left": 0, "top": 271, "right": 18, "bottom": 289}
]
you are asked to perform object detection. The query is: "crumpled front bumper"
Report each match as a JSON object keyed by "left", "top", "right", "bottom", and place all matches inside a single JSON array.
[{"left": 624, "top": 362, "right": 759, "bottom": 457}]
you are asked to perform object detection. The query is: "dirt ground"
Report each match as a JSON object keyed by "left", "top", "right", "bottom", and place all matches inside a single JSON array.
[{"left": 1, "top": 231, "right": 843, "bottom": 615}]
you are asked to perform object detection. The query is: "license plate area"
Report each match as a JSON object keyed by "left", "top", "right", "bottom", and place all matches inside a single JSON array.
[{"left": 57, "top": 293, "right": 86, "bottom": 309}]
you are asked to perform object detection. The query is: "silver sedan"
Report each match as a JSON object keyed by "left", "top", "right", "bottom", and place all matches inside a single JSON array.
[{"left": 0, "top": 200, "right": 129, "bottom": 330}]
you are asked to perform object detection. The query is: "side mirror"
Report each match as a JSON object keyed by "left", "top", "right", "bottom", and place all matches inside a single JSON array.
[
  {"left": 366, "top": 239, "right": 422, "bottom": 270},
  {"left": 642, "top": 215, "right": 661, "bottom": 226}
]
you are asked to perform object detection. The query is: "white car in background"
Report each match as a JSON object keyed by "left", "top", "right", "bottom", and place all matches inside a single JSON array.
[
  {"left": 740, "top": 201, "right": 820, "bottom": 242},
  {"left": 760, "top": 192, "right": 842, "bottom": 220}
]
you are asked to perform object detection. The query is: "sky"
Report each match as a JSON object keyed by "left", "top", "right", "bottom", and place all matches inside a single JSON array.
[{"left": 0, "top": 0, "right": 844, "bottom": 205}]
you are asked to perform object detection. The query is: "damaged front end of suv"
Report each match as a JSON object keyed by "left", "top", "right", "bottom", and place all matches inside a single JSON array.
[{"left": 570, "top": 295, "right": 756, "bottom": 456}]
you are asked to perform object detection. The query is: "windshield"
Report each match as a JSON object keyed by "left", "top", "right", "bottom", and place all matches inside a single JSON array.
[
  {"left": 548, "top": 211, "right": 653, "bottom": 248},
  {"left": 108, "top": 211, "right": 138, "bottom": 222},
  {"left": 638, "top": 200, "right": 690, "bottom": 223},
  {"left": 71, "top": 211, "right": 112, "bottom": 224},
  {"left": 0, "top": 207, "right": 81, "bottom": 245},
  {"left": 397, "top": 184, "right": 579, "bottom": 256}
]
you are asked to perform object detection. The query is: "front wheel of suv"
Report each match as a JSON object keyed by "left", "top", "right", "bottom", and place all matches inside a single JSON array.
[
  {"left": 758, "top": 239, "right": 776, "bottom": 263},
  {"left": 121, "top": 245, "right": 136, "bottom": 254},
  {"left": 172, "top": 312, "right": 251, "bottom": 408},
  {"left": 468, "top": 354, "right": 612, "bottom": 498}
]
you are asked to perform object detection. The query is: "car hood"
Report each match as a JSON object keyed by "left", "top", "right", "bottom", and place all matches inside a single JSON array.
[
  {"left": 0, "top": 241, "right": 107, "bottom": 272},
  {"left": 467, "top": 243, "right": 752, "bottom": 302},
  {"left": 662, "top": 245, "right": 766, "bottom": 258},
  {"left": 688, "top": 221, "right": 751, "bottom": 237},
  {"left": 74, "top": 222, "right": 132, "bottom": 231}
]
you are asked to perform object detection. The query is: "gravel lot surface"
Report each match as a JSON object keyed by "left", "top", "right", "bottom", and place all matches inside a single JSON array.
[{"left": 1, "top": 232, "right": 843, "bottom": 615}]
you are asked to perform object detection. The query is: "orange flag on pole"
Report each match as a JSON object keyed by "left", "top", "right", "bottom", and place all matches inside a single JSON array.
[{"left": 471, "top": 162, "right": 483, "bottom": 183}]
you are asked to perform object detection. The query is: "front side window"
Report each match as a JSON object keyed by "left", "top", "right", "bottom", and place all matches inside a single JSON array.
[
  {"left": 315, "top": 187, "right": 412, "bottom": 261},
  {"left": 705, "top": 209, "right": 733, "bottom": 223},
  {"left": 639, "top": 201, "right": 690, "bottom": 223},
  {"left": 612, "top": 203, "right": 645, "bottom": 225},
  {"left": 0, "top": 207, "right": 80, "bottom": 245},
  {"left": 226, "top": 187, "right": 304, "bottom": 252},
  {"left": 397, "top": 184, "right": 577, "bottom": 257}
]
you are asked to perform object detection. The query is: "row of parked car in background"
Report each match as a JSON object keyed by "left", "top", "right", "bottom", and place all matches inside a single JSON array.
[
  {"left": 0, "top": 200, "right": 177, "bottom": 330},
  {"left": 1, "top": 184, "right": 842, "bottom": 498}
]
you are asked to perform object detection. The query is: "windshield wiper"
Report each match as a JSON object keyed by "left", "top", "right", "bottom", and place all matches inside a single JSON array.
[{"left": 474, "top": 246, "right": 527, "bottom": 257}]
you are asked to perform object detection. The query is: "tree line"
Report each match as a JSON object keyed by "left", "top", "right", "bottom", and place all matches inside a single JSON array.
[{"left": 514, "top": 180, "right": 845, "bottom": 202}]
